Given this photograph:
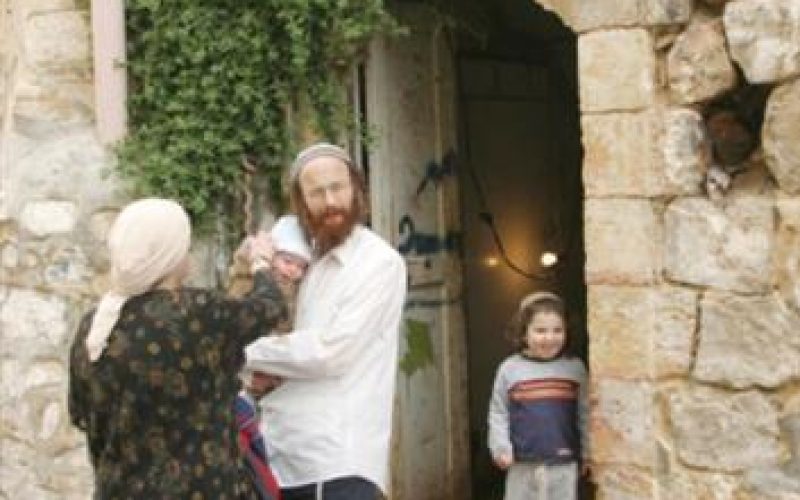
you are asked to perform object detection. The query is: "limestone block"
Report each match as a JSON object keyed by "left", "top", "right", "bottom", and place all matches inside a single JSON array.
[
  {"left": 694, "top": 292, "right": 800, "bottom": 389},
  {"left": 569, "top": 0, "right": 640, "bottom": 32},
  {"left": 0, "top": 288, "right": 68, "bottom": 347},
  {"left": 24, "top": 11, "right": 90, "bottom": 68},
  {"left": 665, "top": 197, "right": 774, "bottom": 293},
  {"left": 24, "top": 360, "right": 66, "bottom": 394},
  {"left": 2, "top": 242, "right": 19, "bottom": 268},
  {"left": 746, "top": 464, "right": 800, "bottom": 499},
  {"left": 0, "top": 441, "right": 40, "bottom": 499},
  {"left": 669, "top": 385, "right": 782, "bottom": 471},
  {"left": 20, "top": 200, "right": 76, "bottom": 236},
  {"left": 593, "top": 465, "right": 656, "bottom": 499},
  {"left": 660, "top": 107, "right": 708, "bottom": 194},
  {"left": 13, "top": 81, "right": 94, "bottom": 132},
  {"left": 578, "top": 29, "right": 655, "bottom": 113},
  {"left": 585, "top": 199, "right": 662, "bottom": 285},
  {"left": 588, "top": 285, "right": 696, "bottom": 379},
  {"left": 659, "top": 466, "right": 742, "bottom": 500},
  {"left": 723, "top": 0, "right": 800, "bottom": 83},
  {"left": 5, "top": 130, "right": 116, "bottom": 216},
  {"left": 592, "top": 379, "right": 656, "bottom": 466},
  {"left": 642, "top": 0, "right": 695, "bottom": 26},
  {"left": 2, "top": 386, "right": 52, "bottom": 439},
  {"left": 547, "top": 0, "right": 692, "bottom": 32},
  {"left": 776, "top": 196, "right": 800, "bottom": 311},
  {"left": 763, "top": 79, "right": 800, "bottom": 194},
  {"left": 667, "top": 20, "right": 737, "bottom": 104},
  {"left": 582, "top": 112, "right": 662, "bottom": 196}
]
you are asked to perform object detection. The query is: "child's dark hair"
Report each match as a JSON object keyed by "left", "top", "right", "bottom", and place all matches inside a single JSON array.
[{"left": 506, "top": 292, "right": 573, "bottom": 356}]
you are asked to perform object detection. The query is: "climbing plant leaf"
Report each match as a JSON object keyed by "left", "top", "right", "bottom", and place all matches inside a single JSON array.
[{"left": 117, "top": 0, "right": 400, "bottom": 239}]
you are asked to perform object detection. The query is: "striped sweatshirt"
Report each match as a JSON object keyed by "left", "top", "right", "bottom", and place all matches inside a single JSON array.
[{"left": 488, "top": 354, "right": 589, "bottom": 464}]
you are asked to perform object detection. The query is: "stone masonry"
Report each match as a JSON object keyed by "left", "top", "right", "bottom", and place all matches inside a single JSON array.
[
  {"left": 556, "top": 0, "right": 800, "bottom": 497},
  {"left": 0, "top": 1, "right": 216, "bottom": 498},
  {"left": 1, "top": 0, "right": 799, "bottom": 499}
]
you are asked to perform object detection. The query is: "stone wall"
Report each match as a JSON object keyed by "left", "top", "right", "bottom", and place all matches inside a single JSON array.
[
  {"left": 550, "top": 0, "right": 800, "bottom": 498},
  {"left": 1, "top": 1, "right": 103, "bottom": 497},
  {"left": 0, "top": 2, "right": 215, "bottom": 498}
]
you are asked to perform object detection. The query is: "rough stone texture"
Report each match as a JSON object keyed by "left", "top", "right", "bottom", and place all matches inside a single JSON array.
[
  {"left": 658, "top": 465, "right": 743, "bottom": 500},
  {"left": 13, "top": 81, "right": 94, "bottom": 134},
  {"left": 746, "top": 467, "right": 800, "bottom": 499},
  {"left": 582, "top": 109, "right": 705, "bottom": 197},
  {"left": 585, "top": 199, "right": 663, "bottom": 285},
  {"left": 20, "top": 200, "right": 77, "bottom": 237},
  {"left": 744, "top": 415, "right": 800, "bottom": 498},
  {"left": 669, "top": 386, "right": 782, "bottom": 471},
  {"left": 723, "top": 0, "right": 800, "bottom": 84},
  {"left": 582, "top": 112, "right": 662, "bottom": 196},
  {"left": 642, "top": 0, "right": 695, "bottom": 26},
  {"left": 538, "top": 0, "right": 693, "bottom": 32},
  {"left": 592, "top": 465, "right": 655, "bottom": 499},
  {"left": 5, "top": 129, "right": 117, "bottom": 215},
  {"left": 763, "top": 79, "right": 800, "bottom": 194},
  {"left": 660, "top": 107, "right": 708, "bottom": 194},
  {"left": 665, "top": 196, "right": 774, "bottom": 293},
  {"left": 694, "top": 292, "right": 800, "bottom": 389},
  {"left": 588, "top": 285, "right": 696, "bottom": 378},
  {"left": 0, "top": 288, "right": 69, "bottom": 349},
  {"left": 667, "top": 19, "right": 736, "bottom": 104},
  {"left": 24, "top": 11, "right": 90, "bottom": 68},
  {"left": 776, "top": 196, "right": 800, "bottom": 312},
  {"left": 578, "top": 29, "right": 655, "bottom": 113},
  {"left": 592, "top": 379, "right": 656, "bottom": 467}
]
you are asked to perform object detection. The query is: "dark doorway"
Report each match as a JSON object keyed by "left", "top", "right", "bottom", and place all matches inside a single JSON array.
[{"left": 453, "top": 1, "right": 585, "bottom": 498}]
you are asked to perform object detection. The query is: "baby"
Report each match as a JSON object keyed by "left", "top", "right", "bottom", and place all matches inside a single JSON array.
[{"left": 231, "top": 215, "right": 312, "bottom": 500}]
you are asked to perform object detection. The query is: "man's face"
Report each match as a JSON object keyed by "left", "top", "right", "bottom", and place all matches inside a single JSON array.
[{"left": 298, "top": 156, "right": 358, "bottom": 254}]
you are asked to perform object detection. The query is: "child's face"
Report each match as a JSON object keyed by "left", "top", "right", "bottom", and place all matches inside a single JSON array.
[
  {"left": 273, "top": 251, "right": 308, "bottom": 283},
  {"left": 523, "top": 311, "right": 566, "bottom": 360}
]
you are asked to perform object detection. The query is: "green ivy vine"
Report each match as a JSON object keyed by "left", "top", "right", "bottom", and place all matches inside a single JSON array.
[{"left": 116, "top": 0, "right": 399, "bottom": 237}]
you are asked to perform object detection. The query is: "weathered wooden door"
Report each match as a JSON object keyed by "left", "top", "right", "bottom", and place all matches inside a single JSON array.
[{"left": 365, "top": 5, "right": 471, "bottom": 500}]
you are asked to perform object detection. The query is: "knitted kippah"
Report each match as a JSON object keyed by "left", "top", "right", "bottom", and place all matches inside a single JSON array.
[
  {"left": 519, "top": 291, "right": 562, "bottom": 311},
  {"left": 288, "top": 143, "right": 355, "bottom": 183}
]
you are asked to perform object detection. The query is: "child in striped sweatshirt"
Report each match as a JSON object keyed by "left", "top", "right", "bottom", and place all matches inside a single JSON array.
[{"left": 488, "top": 291, "right": 590, "bottom": 500}]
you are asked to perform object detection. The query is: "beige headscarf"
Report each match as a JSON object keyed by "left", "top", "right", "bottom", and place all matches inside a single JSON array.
[{"left": 85, "top": 198, "right": 191, "bottom": 362}]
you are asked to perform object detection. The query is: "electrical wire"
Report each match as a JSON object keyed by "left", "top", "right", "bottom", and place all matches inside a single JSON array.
[{"left": 463, "top": 156, "right": 554, "bottom": 281}]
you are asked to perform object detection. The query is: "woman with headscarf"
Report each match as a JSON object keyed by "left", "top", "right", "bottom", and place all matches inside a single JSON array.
[{"left": 68, "top": 198, "right": 285, "bottom": 499}]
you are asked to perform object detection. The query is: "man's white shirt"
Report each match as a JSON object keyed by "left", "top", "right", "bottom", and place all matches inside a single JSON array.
[{"left": 244, "top": 225, "right": 407, "bottom": 493}]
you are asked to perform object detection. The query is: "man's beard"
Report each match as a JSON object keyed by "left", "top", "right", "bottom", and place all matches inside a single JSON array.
[{"left": 306, "top": 204, "right": 359, "bottom": 256}]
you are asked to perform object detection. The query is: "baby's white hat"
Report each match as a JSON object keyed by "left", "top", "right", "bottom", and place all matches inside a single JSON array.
[{"left": 271, "top": 214, "right": 312, "bottom": 262}]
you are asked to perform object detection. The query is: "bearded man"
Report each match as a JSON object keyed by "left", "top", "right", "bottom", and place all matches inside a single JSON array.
[{"left": 244, "top": 143, "right": 407, "bottom": 500}]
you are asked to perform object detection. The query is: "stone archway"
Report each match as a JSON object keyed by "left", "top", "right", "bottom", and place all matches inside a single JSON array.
[{"left": 530, "top": 0, "right": 800, "bottom": 498}]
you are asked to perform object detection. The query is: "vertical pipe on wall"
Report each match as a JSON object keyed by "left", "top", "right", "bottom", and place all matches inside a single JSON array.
[{"left": 91, "top": 0, "right": 127, "bottom": 144}]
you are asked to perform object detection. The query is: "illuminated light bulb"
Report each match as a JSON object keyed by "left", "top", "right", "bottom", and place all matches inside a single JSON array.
[
  {"left": 540, "top": 252, "right": 558, "bottom": 267},
  {"left": 484, "top": 256, "right": 500, "bottom": 267}
]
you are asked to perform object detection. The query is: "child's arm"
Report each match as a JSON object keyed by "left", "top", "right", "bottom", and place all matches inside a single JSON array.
[{"left": 487, "top": 361, "right": 513, "bottom": 469}]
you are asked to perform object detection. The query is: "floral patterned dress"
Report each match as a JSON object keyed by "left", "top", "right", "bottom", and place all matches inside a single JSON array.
[{"left": 69, "top": 272, "right": 286, "bottom": 500}]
